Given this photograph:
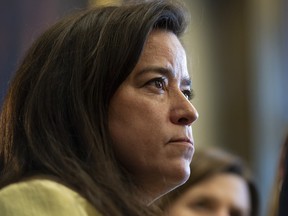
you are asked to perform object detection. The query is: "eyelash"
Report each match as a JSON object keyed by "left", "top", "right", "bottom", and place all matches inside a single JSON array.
[
  {"left": 146, "top": 77, "right": 167, "bottom": 90},
  {"left": 146, "top": 77, "right": 193, "bottom": 101},
  {"left": 182, "top": 89, "right": 193, "bottom": 101}
]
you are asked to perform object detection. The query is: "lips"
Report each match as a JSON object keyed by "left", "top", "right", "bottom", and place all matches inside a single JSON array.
[{"left": 168, "top": 137, "right": 194, "bottom": 146}]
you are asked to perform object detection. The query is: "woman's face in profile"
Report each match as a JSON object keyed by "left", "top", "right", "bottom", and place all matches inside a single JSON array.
[
  {"left": 166, "top": 173, "right": 251, "bottom": 216},
  {"left": 108, "top": 30, "right": 198, "bottom": 200}
]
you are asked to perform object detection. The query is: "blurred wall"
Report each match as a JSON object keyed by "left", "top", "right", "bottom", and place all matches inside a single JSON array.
[
  {"left": 249, "top": 0, "right": 288, "bottom": 215},
  {"left": 0, "top": 0, "right": 88, "bottom": 105},
  {"left": 183, "top": 0, "right": 288, "bottom": 215}
]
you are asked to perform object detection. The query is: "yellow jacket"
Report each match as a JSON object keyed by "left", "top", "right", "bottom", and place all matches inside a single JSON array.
[{"left": 0, "top": 179, "right": 101, "bottom": 216}]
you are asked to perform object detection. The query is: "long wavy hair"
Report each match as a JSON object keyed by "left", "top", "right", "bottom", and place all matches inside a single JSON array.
[
  {"left": 155, "top": 148, "right": 259, "bottom": 216},
  {"left": 0, "top": 1, "right": 189, "bottom": 215}
]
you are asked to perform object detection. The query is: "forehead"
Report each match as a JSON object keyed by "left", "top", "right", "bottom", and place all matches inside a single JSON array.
[
  {"left": 144, "top": 30, "right": 186, "bottom": 60},
  {"left": 145, "top": 30, "right": 184, "bottom": 53},
  {"left": 133, "top": 29, "right": 189, "bottom": 79}
]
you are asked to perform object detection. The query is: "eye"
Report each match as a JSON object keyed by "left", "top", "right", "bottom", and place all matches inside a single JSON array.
[
  {"left": 182, "top": 89, "right": 194, "bottom": 100},
  {"left": 146, "top": 77, "right": 167, "bottom": 90},
  {"left": 188, "top": 200, "right": 212, "bottom": 211},
  {"left": 187, "top": 197, "right": 219, "bottom": 214}
]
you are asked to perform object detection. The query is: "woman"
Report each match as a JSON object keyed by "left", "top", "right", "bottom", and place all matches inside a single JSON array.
[
  {"left": 155, "top": 148, "right": 259, "bottom": 216},
  {"left": 275, "top": 134, "right": 288, "bottom": 216},
  {"left": 267, "top": 136, "right": 286, "bottom": 216},
  {"left": 0, "top": 1, "right": 198, "bottom": 215}
]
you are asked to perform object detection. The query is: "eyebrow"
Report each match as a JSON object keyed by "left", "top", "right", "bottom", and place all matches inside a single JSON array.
[{"left": 136, "top": 66, "right": 192, "bottom": 86}]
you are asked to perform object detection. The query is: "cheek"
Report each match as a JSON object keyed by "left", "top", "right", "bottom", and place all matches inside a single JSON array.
[
  {"left": 109, "top": 95, "right": 161, "bottom": 144},
  {"left": 109, "top": 85, "right": 167, "bottom": 141},
  {"left": 108, "top": 90, "right": 167, "bottom": 170}
]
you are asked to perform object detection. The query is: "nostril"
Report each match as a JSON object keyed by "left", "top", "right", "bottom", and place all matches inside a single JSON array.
[
  {"left": 178, "top": 109, "right": 198, "bottom": 125},
  {"left": 178, "top": 117, "right": 190, "bottom": 125}
]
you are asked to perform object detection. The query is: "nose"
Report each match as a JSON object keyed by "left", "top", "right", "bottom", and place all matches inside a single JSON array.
[{"left": 170, "top": 91, "right": 199, "bottom": 126}]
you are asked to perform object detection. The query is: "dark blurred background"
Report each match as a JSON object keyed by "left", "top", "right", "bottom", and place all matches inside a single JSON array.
[{"left": 1, "top": 0, "right": 287, "bottom": 215}]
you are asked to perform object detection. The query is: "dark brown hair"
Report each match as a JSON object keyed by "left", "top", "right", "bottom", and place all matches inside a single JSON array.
[
  {"left": 155, "top": 148, "right": 259, "bottom": 216},
  {"left": 0, "top": 1, "right": 188, "bottom": 215},
  {"left": 269, "top": 134, "right": 288, "bottom": 216}
]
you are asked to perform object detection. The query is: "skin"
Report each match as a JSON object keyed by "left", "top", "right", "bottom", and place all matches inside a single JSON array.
[
  {"left": 166, "top": 173, "right": 251, "bottom": 216},
  {"left": 108, "top": 30, "right": 198, "bottom": 203}
]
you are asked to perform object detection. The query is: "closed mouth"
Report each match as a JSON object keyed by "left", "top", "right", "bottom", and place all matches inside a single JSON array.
[{"left": 169, "top": 138, "right": 193, "bottom": 146}]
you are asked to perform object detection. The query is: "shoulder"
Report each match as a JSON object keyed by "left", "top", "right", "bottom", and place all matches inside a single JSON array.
[{"left": 0, "top": 178, "right": 102, "bottom": 216}]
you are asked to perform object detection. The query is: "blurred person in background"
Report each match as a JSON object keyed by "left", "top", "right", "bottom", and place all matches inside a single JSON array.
[
  {"left": 277, "top": 134, "right": 288, "bottom": 216},
  {"left": 267, "top": 134, "right": 287, "bottom": 216},
  {"left": 154, "top": 147, "right": 259, "bottom": 216}
]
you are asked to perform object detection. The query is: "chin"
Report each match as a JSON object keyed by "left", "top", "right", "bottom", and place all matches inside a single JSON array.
[
  {"left": 175, "top": 168, "right": 190, "bottom": 186},
  {"left": 147, "top": 161, "right": 191, "bottom": 202},
  {"left": 177, "top": 159, "right": 191, "bottom": 180},
  {"left": 165, "top": 163, "right": 191, "bottom": 191}
]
